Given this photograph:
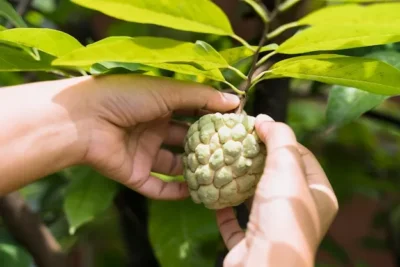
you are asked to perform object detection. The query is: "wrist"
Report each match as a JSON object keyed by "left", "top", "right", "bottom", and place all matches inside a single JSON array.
[{"left": 0, "top": 76, "right": 95, "bottom": 192}]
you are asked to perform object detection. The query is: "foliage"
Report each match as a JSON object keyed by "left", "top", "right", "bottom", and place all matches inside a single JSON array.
[{"left": 1, "top": 0, "right": 400, "bottom": 266}]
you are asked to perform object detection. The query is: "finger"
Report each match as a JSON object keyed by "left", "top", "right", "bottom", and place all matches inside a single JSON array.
[
  {"left": 223, "top": 239, "right": 247, "bottom": 267},
  {"left": 164, "top": 122, "right": 188, "bottom": 147},
  {"left": 152, "top": 149, "right": 183, "bottom": 175},
  {"left": 297, "top": 144, "right": 339, "bottom": 237},
  {"left": 251, "top": 116, "right": 321, "bottom": 249},
  {"left": 216, "top": 207, "right": 245, "bottom": 250},
  {"left": 174, "top": 109, "right": 212, "bottom": 117},
  {"left": 127, "top": 174, "right": 189, "bottom": 200},
  {"left": 151, "top": 77, "right": 240, "bottom": 112}
]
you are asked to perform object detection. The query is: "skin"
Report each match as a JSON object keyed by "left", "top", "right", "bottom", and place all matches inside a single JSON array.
[
  {"left": 216, "top": 115, "right": 339, "bottom": 267},
  {"left": 0, "top": 74, "right": 338, "bottom": 266}
]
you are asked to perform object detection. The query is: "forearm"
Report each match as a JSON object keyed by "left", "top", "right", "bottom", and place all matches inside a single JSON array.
[{"left": 0, "top": 77, "right": 92, "bottom": 195}]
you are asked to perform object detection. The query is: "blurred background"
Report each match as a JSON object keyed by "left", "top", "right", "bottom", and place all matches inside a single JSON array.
[{"left": 2, "top": 0, "right": 400, "bottom": 266}]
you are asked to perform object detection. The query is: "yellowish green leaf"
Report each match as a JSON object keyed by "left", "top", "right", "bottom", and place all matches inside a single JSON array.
[
  {"left": 91, "top": 61, "right": 226, "bottom": 82},
  {"left": 259, "top": 54, "right": 400, "bottom": 95},
  {"left": 52, "top": 37, "right": 228, "bottom": 70},
  {"left": 0, "top": 28, "right": 83, "bottom": 57},
  {"left": 278, "top": 24, "right": 400, "bottom": 54},
  {"left": 220, "top": 44, "right": 278, "bottom": 65},
  {"left": 0, "top": 25, "right": 5, "bottom": 31},
  {"left": 299, "top": 3, "right": 400, "bottom": 26},
  {"left": 0, "top": 44, "right": 54, "bottom": 72},
  {"left": 71, "top": 0, "right": 233, "bottom": 36}
]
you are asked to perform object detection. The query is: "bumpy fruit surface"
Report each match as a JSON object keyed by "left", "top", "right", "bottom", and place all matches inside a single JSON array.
[{"left": 182, "top": 113, "right": 266, "bottom": 209}]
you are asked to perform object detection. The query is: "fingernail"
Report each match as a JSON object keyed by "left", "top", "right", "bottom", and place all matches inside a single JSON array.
[
  {"left": 223, "top": 93, "right": 240, "bottom": 105},
  {"left": 256, "top": 114, "right": 275, "bottom": 122}
]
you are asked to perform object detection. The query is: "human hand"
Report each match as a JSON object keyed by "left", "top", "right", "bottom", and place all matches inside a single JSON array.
[
  {"left": 216, "top": 115, "right": 338, "bottom": 267},
  {"left": 75, "top": 74, "right": 240, "bottom": 200}
]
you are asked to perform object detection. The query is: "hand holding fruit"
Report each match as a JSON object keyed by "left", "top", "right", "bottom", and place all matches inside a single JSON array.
[{"left": 215, "top": 115, "right": 339, "bottom": 267}]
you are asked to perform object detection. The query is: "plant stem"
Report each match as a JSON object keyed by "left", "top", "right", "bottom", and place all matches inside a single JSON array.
[
  {"left": 234, "top": 1, "right": 281, "bottom": 114},
  {"left": 228, "top": 66, "right": 248, "bottom": 80},
  {"left": 256, "top": 51, "right": 277, "bottom": 67},
  {"left": 223, "top": 81, "right": 246, "bottom": 95},
  {"left": 266, "top": 21, "right": 299, "bottom": 40},
  {"left": 231, "top": 34, "right": 256, "bottom": 51}
]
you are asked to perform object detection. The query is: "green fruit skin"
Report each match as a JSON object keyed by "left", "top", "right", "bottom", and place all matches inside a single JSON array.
[{"left": 182, "top": 113, "right": 266, "bottom": 209}]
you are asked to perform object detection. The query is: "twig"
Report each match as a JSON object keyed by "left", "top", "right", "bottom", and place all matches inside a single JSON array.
[
  {"left": 234, "top": 0, "right": 281, "bottom": 114},
  {"left": 0, "top": 192, "right": 67, "bottom": 267}
]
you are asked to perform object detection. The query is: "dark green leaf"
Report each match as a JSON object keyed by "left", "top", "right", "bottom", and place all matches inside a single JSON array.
[
  {"left": 326, "top": 50, "right": 400, "bottom": 127},
  {"left": 63, "top": 165, "right": 119, "bottom": 234},
  {"left": 260, "top": 54, "right": 400, "bottom": 95},
  {"left": 320, "top": 235, "right": 351, "bottom": 264},
  {"left": 71, "top": 0, "right": 234, "bottom": 36},
  {"left": 0, "top": 43, "right": 54, "bottom": 72},
  {"left": 149, "top": 199, "right": 220, "bottom": 267},
  {"left": 326, "top": 85, "right": 387, "bottom": 127},
  {"left": 0, "top": 28, "right": 83, "bottom": 57},
  {"left": 0, "top": 0, "right": 27, "bottom": 27},
  {"left": 52, "top": 37, "right": 229, "bottom": 70},
  {"left": 0, "top": 230, "right": 32, "bottom": 267}
]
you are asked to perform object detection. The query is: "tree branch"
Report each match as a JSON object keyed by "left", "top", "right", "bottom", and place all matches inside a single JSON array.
[{"left": 0, "top": 192, "right": 67, "bottom": 267}]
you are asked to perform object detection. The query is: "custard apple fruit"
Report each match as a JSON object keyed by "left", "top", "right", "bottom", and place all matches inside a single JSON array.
[{"left": 182, "top": 113, "right": 266, "bottom": 209}]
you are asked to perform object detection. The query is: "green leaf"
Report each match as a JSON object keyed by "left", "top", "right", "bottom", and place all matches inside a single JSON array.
[
  {"left": 0, "top": 28, "right": 83, "bottom": 57},
  {"left": 71, "top": 0, "right": 233, "bottom": 36},
  {"left": 0, "top": 25, "right": 5, "bottom": 31},
  {"left": 242, "top": 0, "right": 269, "bottom": 23},
  {"left": 149, "top": 199, "right": 220, "bottom": 267},
  {"left": 220, "top": 44, "right": 278, "bottom": 65},
  {"left": 326, "top": 86, "right": 387, "bottom": 127},
  {"left": 0, "top": 43, "right": 54, "bottom": 72},
  {"left": 260, "top": 54, "right": 400, "bottom": 95},
  {"left": 299, "top": 3, "right": 400, "bottom": 26},
  {"left": 52, "top": 37, "right": 229, "bottom": 70},
  {"left": 63, "top": 166, "right": 119, "bottom": 235},
  {"left": 0, "top": 243, "right": 32, "bottom": 267},
  {"left": 320, "top": 235, "right": 351, "bottom": 265},
  {"left": 326, "top": 50, "right": 400, "bottom": 127},
  {"left": 91, "top": 61, "right": 226, "bottom": 81},
  {"left": 0, "top": 0, "right": 27, "bottom": 27},
  {"left": 278, "top": 24, "right": 400, "bottom": 54}
]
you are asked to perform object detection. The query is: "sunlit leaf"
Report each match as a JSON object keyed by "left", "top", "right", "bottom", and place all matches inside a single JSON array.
[
  {"left": 0, "top": 25, "right": 5, "bottom": 31},
  {"left": 278, "top": 24, "right": 400, "bottom": 54},
  {"left": 63, "top": 166, "right": 119, "bottom": 235},
  {"left": 259, "top": 54, "right": 400, "bottom": 95},
  {"left": 0, "top": 44, "right": 54, "bottom": 71},
  {"left": 91, "top": 61, "right": 226, "bottom": 81},
  {"left": 149, "top": 199, "right": 220, "bottom": 267},
  {"left": 0, "top": 28, "right": 83, "bottom": 57},
  {"left": 299, "top": 3, "right": 400, "bottom": 26},
  {"left": 0, "top": 0, "right": 27, "bottom": 27},
  {"left": 53, "top": 37, "right": 229, "bottom": 70},
  {"left": 71, "top": 0, "right": 233, "bottom": 36},
  {"left": 220, "top": 43, "right": 278, "bottom": 65},
  {"left": 242, "top": 0, "right": 269, "bottom": 23},
  {"left": 326, "top": 50, "right": 400, "bottom": 127}
]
